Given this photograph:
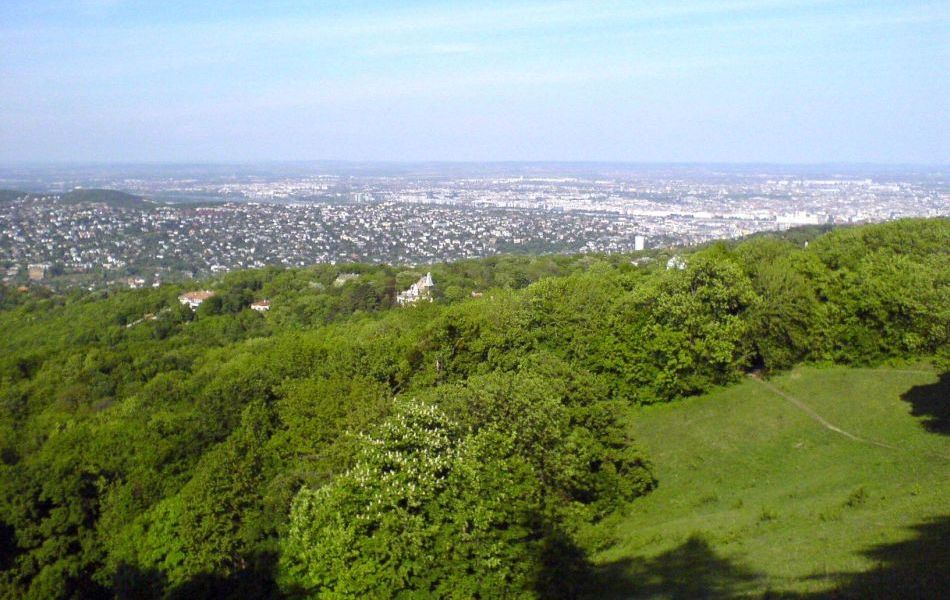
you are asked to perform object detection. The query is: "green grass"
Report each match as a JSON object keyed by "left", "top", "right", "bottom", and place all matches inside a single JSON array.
[{"left": 581, "top": 365, "right": 950, "bottom": 598}]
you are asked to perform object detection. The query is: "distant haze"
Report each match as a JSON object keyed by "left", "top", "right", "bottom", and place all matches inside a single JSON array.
[{"left": 1, "top": 1, "right": 947, "bottom": 164}]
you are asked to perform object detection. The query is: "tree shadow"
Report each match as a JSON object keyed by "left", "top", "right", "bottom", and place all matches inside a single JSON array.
[
  {"left": 901, "top": 372, "right": 950, "bottom": 435},
  {"left": 113, "top": 551, "right": 285, "bottom": 600},
  {"left": 113, "top": 563, "right": 167, "bottom": 600},
  {"left": 790, "top": 515, "right": 950, "bottom": 599},
  {"left": 0, "top": 520, "right": 16, "bottom": 572},
  {"left": 106, "top": 517, "right": 950, "bottom": 599},
  {"left": 538, "top": 533, "right": 761, "bottom": 599}
]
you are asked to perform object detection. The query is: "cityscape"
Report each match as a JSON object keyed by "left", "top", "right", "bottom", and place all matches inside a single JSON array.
[
  {"left": 2, "top": 1, "right": 949, "bottom": 598},
  {"left": 1, "top": 164, "right": 946, "bottom": 289}
]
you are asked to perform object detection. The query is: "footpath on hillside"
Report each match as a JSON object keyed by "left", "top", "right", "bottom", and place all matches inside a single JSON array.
[{"left": 749, "top": 374, "right": 949, "bottom": 461}]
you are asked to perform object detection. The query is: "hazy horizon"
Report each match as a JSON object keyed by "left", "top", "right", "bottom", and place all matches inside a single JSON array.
[
  {"left": 2, "top": 159, "right": 949, "bottom": 167},
  {"left": 2, "top": 1, "right": 948, "bottom": 164}
]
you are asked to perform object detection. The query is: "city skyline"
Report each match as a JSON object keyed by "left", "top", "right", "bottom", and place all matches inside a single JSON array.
[{"left": 2, "top": 165, "right": 944, "bottom": 291}]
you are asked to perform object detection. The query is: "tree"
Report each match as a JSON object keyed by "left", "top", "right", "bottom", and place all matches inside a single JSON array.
[
  {"left": 175, "top": 401, "right": 275, "bottom": 580},
  {"left": 280, "top": 400, "right": 544, "bottom": 598},
  {"left": 745, "top": 257, "right": 821, "bottom": 370},
  {"left": 624, "top": 254, "right": 759, "bottom": 401}
]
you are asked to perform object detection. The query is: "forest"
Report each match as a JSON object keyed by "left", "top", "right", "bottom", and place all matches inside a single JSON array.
[{"left": 0, "top": 218, "right": 947, "bottom": 599}]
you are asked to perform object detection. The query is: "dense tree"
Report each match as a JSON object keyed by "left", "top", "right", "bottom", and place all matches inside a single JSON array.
[
  {"left": 0, "top": 218, "right": 946, "bottom": 598},
  {"left": 281, "top": 399, "right": 545, "bottom": 598}
]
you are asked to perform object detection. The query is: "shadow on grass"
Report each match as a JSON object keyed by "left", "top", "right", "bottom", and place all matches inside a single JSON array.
[
  {"left": 901, "top": 372, "right": 950, "bottom": 435},
  {"left": 109, "top": 518, "right": 950, "bottom": 599},
  {"left": 540, "top": 534, "right": 760, "bottom": 599},
  {"left": 547, "top": 517, "right": 950, "bottom": 599},
  {"left": 791, "top": 515, "right": 950, "bottom": 599}
]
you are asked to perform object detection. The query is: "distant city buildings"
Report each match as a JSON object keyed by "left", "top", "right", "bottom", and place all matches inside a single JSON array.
[{"left": 0, "top": 170, "right": 945, "bottom": 290}]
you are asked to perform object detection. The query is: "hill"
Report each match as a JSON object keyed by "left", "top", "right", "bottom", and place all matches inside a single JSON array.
[
  {"left": 583, "top": 365, "right": 949, "bottom": 598},
  {"left": 0, "top": 188, "right": 154, "bottom": 208},
  {"left": 60, "top": 188, "right": 153, "bottom": 208},
  {"left": 0, "top": 189, "right": 39, "bottom": 203},
  {"left": 0, "top": 218, "right": 946, "bottom": 598}
]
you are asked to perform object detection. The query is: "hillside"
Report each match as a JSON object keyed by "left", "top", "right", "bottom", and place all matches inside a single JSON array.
[
  {"left": 0, "top": 218, "right": 946, "bottom": 599},
  {"left": 584, "top": 365, "right": 949, "bottom": 598},
  {"left": 0, "top": 189, "right": 39, "bottom": 203},
  {"left": 0, "top": 188, "right": 153, "bottom": 208},
  {"left": 60, "top": 188, "right": 153, "bottom": 208}
]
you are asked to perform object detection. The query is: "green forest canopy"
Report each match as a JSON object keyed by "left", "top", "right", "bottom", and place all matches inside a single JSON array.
[{"left": 0, "top": 218, "right": 947, "bottom": 598}]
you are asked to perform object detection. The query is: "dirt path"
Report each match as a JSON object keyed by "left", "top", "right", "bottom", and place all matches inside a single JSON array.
[
  {"left": 752, "top": 375, "right": 950, "bottom": 461},
  {"left": 750, "top": 376, "right": 902, "bottom": 451}
]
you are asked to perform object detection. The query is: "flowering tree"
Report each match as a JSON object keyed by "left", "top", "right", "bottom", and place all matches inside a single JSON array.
[{"left": 281, "top": 400, "right": 542, "bottom": 598}]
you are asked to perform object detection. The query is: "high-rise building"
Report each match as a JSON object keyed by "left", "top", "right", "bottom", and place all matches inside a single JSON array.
[{"left": 634, "top": 235, "right": 646, "bottom": 251}]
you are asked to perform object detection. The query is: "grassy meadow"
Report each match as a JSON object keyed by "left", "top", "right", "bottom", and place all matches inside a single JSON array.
[{"left": 583, "top": 365, "right": 949, "bottom": 598}]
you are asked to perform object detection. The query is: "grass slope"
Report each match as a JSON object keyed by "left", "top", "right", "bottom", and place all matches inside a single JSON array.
[{"left": 585, "top": 365, "right": 949, "bottom": 598}]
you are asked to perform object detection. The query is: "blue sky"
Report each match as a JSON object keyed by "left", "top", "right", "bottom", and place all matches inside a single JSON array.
[{"left": 1, "top": 1, "right": 947, "bottom": 163}]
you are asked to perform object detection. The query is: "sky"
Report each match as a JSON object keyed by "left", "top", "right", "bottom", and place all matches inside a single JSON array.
[{"left": 1, "top": 1, "right": 947, "bottom": 164}]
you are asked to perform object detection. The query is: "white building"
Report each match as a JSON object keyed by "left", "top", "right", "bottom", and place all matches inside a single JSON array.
[
  {"left": 178, "top": 290, "right": 215, "bottom": 310},
  {"left": 27, "top": 263, "right": 49, "bottom": 281},
  {"left": 776, "top": 211, "right": 826, "bottom": 226},
  {"left": 666, "top": 256, "right": 687, "bottom": 270},
  {"left": 634, "top": 235, "right": 646, "bottom": 251},
  {"left": 250, "top": 300, "right": 271, "bottom": 312},
  {"left": 396, "top": 272, "right": 435, "bottom": 305}
]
